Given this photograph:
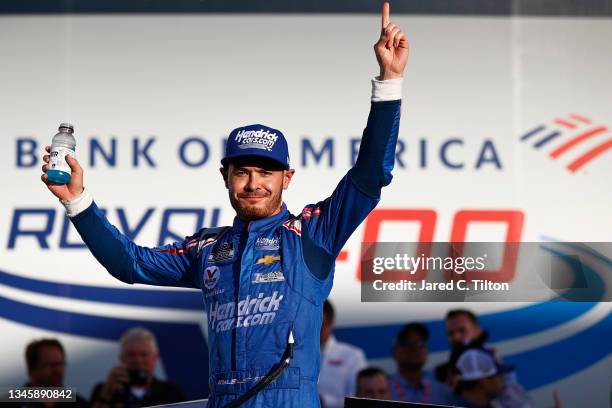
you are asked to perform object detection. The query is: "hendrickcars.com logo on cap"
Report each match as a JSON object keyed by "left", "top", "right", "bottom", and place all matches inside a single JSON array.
[{"left": 221, "top": 124, "right": 290, "bottom": 169}]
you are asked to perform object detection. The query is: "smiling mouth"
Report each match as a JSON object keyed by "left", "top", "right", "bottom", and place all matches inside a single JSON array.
[{"left": 240, "top": 195, "right": 267, "bottom": 201}]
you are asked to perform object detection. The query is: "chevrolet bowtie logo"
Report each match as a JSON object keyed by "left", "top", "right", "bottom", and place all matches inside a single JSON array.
[{"left": 256, "top": 255, "right": 281, "bottom": 265}]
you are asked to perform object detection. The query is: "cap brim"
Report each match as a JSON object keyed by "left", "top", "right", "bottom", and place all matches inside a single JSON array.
[{"left": 221, "top": 154, "right": 289, "bottom": 170}]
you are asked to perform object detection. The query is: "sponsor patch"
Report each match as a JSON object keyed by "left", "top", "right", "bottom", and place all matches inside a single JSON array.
[
  {"left": 209, "top": 291, "right": 284, "bottom": 333},
  {"left": 255, "top": 236, "right": 280, "bottom": 250},
  {"left": 208, "top": 242, "right": 234, "bottom": 263},
  {"left": 203, "top": 266, "right": 220, "bottom": 290},
  {"left": 205, "top": 288, "right": 225, "bottom": 298},
  {"left": 252, "top": 271, "right": 285, "bottom": 284},
  {"left": 197, "top": 237, "right": 217, "bottom": 254},
  {"left": 255, "top": 255, "right": 281, "bottom": 265},
  {"left": 282, "top": 218, "right": 302, "bottom": 235}
]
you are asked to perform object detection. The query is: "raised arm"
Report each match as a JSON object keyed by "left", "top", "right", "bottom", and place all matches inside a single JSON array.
[
  {"left": 41, "top": 148, "right": 200, "bottom": 288},
  {"left": 300, "top": 3, "right": 408, "bottom": 277}
]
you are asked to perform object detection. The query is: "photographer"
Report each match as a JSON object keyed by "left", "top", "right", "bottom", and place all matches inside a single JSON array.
[{"left": 90, "top": 328, "right": 185, "bottom": 408}]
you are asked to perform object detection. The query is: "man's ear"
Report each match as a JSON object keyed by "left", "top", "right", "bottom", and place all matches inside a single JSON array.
[
  {"left": 220, "top": 167, "right": 229, "bottom": 189},
  {"left": 283, "top": 169, "right": 296, "bottom": 190}
]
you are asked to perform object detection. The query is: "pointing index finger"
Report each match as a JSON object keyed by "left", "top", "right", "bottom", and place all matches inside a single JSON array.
[{"left": 382, "top": 2, "right": 390, "bottom": 29}]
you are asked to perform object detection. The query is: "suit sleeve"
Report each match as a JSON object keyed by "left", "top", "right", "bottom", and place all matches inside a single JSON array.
[
  {"left": 70, "top": 201, "right": 201, "bottom": 289},
  {"left": 300, "top": 99, "right": 401, "bottom": 279}
]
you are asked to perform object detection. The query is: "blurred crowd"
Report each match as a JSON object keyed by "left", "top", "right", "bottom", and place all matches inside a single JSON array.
[
  {"left": 6, "top": 303, "right": 562, "bottom": 408},
  {"left": 319, "top": 301, "right": 562, "bottom": 408},
  {"left": 7, "top": 328, "right": 185, "bottom": 408}
]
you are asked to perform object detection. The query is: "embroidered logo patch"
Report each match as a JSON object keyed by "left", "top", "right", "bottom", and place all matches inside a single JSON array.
[
  {"left": 203, "top": 266, "right": 221, "bottom": 290},
  {"left": 255, "top": 236, "right": 280, "bottom": 250},
  {"left": 252, "top": 271, "right": 285, "bottom": 284},
  {"left": 208, "top": 242, "right": 234, "bottom": 263},
  {"left": 255, "top": 255, "right": 281, "bottom": 265},
  {"left": 235, "top": 128, "right": 278, "bottom": 152}
]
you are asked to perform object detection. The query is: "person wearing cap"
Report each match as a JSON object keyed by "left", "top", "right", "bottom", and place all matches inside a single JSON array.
[
  {"left": 40, "top": 3, "right": 407, "bottom": 407},
  {"left": 435, "top": 309, "right": 489, "bottom": 387},
  {"left": 453, "top": 348, "right": 533, "bottom": 408}
]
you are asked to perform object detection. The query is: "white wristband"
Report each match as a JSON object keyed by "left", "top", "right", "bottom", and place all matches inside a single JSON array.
[
  {"left": 61, "top": 187, "right": 93, "bottom": 217},
  {"left": 371, "top": 77, "right": 403, "bottom": 102}
]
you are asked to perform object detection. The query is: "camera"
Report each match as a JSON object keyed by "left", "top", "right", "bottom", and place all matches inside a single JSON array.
[{"left": 128, "top": 368, "right": 148, "bottom": 386}]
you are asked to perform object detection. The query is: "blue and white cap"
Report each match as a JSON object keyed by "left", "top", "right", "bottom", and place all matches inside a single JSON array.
[
  {"left": 455, "top": 348, "right": 514, "bottom": 381},
  {"left": 221, "top": 124, "right": 290, "bottom": 169}
]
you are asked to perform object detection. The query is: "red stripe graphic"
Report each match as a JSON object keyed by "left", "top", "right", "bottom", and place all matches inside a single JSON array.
[
  {"left": 554, "top": 118, "right": 577, "bottom": 129},
  {"left": 158, "top": 248, "right": 186, "bottom": 255},
  {"left": 549, "top": 126, "right": 608, "bottom": 159},
  {"left": 337, "top": 250, "right": 348, "bottom": 261},
  {"left": 569, "top": 113, "right": 592, "bottom": 124},
  {"left": 567, "top": 139, "right": 612, "bottom": 172}
]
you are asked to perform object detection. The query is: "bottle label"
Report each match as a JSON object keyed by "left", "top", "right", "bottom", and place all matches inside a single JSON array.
[{"left": 49, "top": 146, "right": 75, "bottom": 173}]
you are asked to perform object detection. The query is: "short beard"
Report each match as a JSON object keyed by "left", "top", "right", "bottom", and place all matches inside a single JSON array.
[{"left": 229, "top": 190, "right": 282, "bottom": 221}]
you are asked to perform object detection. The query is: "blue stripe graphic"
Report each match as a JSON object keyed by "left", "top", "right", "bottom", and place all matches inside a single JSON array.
[
  {"left": 534, "top": 131, "right": 562, "bottom": 148},
  {"left": 335, "top": 302, "right": 597, "bottom": 357},
  {"left": 0, "top": 268, "right": 204, "bottom": 309},
  {"left": 506, "top": 309, "right": 611, "bottom": 389},
  {"left": 520, "top": 125, "right": 546, "bottom": 141},
  {"left": 1, "top": 267, "right": 596, "bottom": 352},
  {"left": 1, "top": 240, "right": 609, "bottom": 393}
]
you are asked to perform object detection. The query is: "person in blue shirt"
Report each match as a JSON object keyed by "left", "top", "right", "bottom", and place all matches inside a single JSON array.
[
  {"left": 452, "top": 348, "right": 512, "bottom": 408},
  {"left": 41, "top": 3, "right": 408, "bottom": 407},
  {"left": 451, "top": 346, "right": 539, "bottom": 408},
  {"left": 389, "top": 323, "right": 454, "bottom": 405}
]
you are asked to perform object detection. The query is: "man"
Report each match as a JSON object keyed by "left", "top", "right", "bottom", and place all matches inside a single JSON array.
[
  {"left": 20, "top": 338, "right": 89, "bottom": 407},
  {"left": 356, "top": 367, "right": 391, "bottom": 400},
  {"left": 452, "top": 348, "right": 511, "bottom": 408},
  {"left": 318, "top": 300, "right": 367, "bottom": 407},
  {"left": 41, "top": 3, "right": 407, "bottom": 406},
  {"left": 446, "top": 309, "right": 484, "bottom": 347},
  {"left": 443, "top": 311, "right": 534, "bottom": 408},
  {"left": 90, "top": 327, "right": 185, "bottom": 407},
  {"left": 388, "top": 323, "right": 453, "bottom": 405},
  {"left": 436, "top": 309, "right": 487, "bottom": 385}
]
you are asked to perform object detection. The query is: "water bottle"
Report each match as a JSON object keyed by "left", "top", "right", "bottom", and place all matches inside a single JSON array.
[{"left": 46, "top": 123, "right": 76, "bottom": 184}]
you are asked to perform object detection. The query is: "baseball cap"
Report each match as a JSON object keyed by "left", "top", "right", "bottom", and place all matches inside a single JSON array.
[
  {"left": 455, "top": 348, "right": 514, "bottom": 381},
  {"left": 221, "top": 124, "right": 290, "bottom": 169}
]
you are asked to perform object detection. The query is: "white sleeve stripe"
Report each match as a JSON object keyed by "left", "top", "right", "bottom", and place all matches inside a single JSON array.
[
  {"left": 61, "top": 188, "right": 93, "bottom": 217},
  {"left": 371, "top": 77, "right": 403, "bottom": 102}
]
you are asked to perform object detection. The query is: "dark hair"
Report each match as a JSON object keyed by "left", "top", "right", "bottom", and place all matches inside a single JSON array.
[
  {"left": 323, "top": 299, "right": 335, "bottom": 322},
  {"left": 446, "top": 309, "right": 479, "bottom": 325},
  {"left": 357, "top": 366, "right": 387, "bottom": 381},
  {"left": 396, "top": 322, "right": 429, "bottom": 343},
  {"left": 25, "top": 339, "right": 65, "bottom": 370},
  {"left": 356, "top": 367, "right": 388, "bottom": 394}
]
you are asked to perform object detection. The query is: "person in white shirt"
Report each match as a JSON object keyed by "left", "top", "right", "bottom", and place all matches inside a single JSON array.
[{"left": 318, "top": 300, "right": 367, "bottom": 408}]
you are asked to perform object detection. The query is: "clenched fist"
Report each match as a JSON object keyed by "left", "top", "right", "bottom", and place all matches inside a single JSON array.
[{"left": 41, "top": 145, "right": 84, "bottom": 201}]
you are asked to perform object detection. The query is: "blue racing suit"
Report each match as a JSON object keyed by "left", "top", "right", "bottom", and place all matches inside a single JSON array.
[{"left": 67, "top": 89, "right": 401, "bottom": 407}]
